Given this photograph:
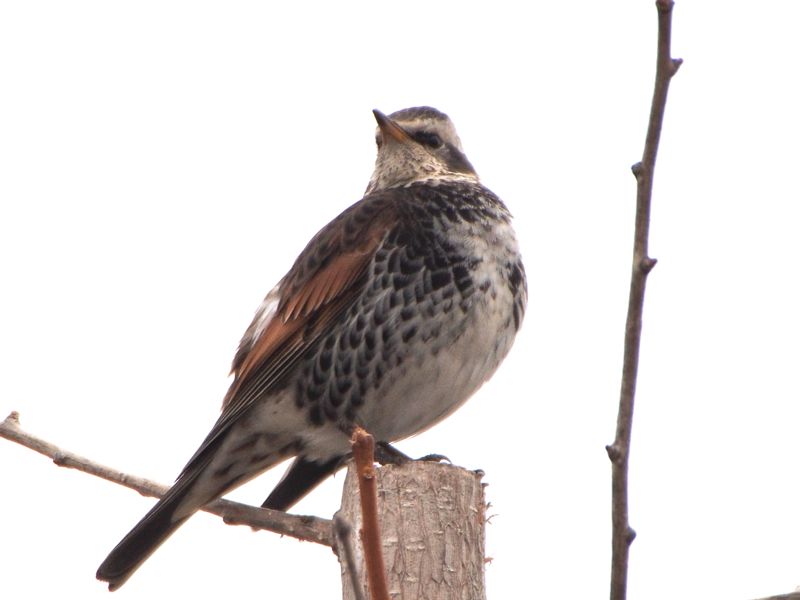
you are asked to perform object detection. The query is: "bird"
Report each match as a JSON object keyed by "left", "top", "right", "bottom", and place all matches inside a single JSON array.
[{"left": 96, "top": 106, "right": 527, "bottom": 590}]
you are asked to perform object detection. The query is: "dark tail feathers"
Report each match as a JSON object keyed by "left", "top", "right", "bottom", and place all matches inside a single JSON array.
[
  {"left": 262, "top": 454, "right": 344, "bottom": 511},
  {"left": 96, "top": 483, "right": 194, "bottom": 591},
  {"left": 98, "top": 453, "right": 345, "bottom": 589}
]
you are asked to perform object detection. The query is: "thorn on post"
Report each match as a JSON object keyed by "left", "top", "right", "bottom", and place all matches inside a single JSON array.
[
  {"left": 670, "top": 58, "right": 684, "bottom": 75},
  {"left": 627, "top": 527, "right": 637, "bottom": 545},
  {"left": 606, "top": 444, "right": 623, "bottom": 463},
  {"left": 640, "top": 256, "right": 658, "bottom": 274}
]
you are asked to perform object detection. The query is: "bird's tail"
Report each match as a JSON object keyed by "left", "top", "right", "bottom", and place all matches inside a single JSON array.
[
  {"left": 97, "top": 415, "right": 304, "bottom": 590},
  {"left": 96, "top": 473, "right": 204, "bottom": 591},
  {"left": 262, "top": 454, "right": 344, "bottom": 511}
]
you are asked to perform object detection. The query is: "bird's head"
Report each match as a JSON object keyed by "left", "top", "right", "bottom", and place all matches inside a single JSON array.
[{"left": 366, "top": 106, "right": 478, "bottom": 194}]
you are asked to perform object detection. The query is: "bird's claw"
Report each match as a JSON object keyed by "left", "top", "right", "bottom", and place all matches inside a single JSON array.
[
  {"left": 374, "top": 442, "right": 450, "bottom": 466},
  {"left": 416, "top": 453, "right": 451, "bottom": 463}
]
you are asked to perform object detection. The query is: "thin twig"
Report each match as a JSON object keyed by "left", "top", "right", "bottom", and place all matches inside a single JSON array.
[
  {"left": 605, "top": 2, "right": 682, "bottom": 600},
  {"left": 0, "top": 411, "right": 333, "bottom": 547},
  {"left": 351, "top": 427, "right": 389, "bottom": 600},
  {"left": 334, "top": 515, "right": 367, "bottom": 600}
]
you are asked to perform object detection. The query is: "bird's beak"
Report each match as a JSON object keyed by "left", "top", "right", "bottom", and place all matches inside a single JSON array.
[{"left": 373, "top": 110, "right": 411, "bottom": 144}]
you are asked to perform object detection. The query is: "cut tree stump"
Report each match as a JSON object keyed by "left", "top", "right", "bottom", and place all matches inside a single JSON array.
[{"left": 337, "top": 460, "right": 487, "bottom": 600}]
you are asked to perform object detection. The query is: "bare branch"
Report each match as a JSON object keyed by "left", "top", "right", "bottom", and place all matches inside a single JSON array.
[
  {"left": 350, "top": 427, "right": 390, "bottom": 600},
  {"left": 606, "top": 1, "right": 681, "bottom": 599},
  {"left": 0, "top": 411, "right": 333, "bottom": 547}
]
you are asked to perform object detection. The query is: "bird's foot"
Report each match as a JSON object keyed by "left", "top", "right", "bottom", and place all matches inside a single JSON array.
[
  {"left": 417, "top": 453, "right": 451, "bottom": 463},
  {"left": 374, "top": 442, "right": 450, "bottom": 466}
]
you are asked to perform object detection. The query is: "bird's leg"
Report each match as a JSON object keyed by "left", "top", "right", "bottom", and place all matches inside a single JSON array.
[
  {"left": 374, "top": 441, "right": 450, "bottom": 466},
  {"left": 373, "top": 442, "right": 410, "bottom": 465},
  {"left": 417, "top": 452, "right": 451, "bottom": 463}
]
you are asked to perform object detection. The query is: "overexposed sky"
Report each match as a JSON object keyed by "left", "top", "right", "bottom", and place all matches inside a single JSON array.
[{"left": 2, "top": 2, "right": 799, "bottom": 599}]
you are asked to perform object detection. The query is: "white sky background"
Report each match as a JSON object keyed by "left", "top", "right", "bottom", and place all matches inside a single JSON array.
[{"left": 1, "top": 1, "right": 799, "bottom": 598}]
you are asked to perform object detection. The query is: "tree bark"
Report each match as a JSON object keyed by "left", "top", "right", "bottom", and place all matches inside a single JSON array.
[{"left": 337, "top": 461, "right": 487, "bottom": 600}]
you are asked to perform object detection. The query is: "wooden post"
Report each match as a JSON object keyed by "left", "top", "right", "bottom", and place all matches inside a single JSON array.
[{"left": 337, "top": 460, "right": 487, "bottom": 600}]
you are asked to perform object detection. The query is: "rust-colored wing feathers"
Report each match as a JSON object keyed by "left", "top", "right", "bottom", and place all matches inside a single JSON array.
[
  {"left": 223, "top": 249, "right": 372, "bottom": 409},
  {"left": 222, "top": 196, "right": 396, "bottom": 414},
  {"left": 225, "top": 316, "right": 306, "bottom": 407},
  {"left": 282, "top": 246, "right": 373, "bottom": 321}
]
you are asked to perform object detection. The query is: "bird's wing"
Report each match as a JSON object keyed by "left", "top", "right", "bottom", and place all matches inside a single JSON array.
[{"left": 178, "top": 192, "right": 398, "bottom": 476}]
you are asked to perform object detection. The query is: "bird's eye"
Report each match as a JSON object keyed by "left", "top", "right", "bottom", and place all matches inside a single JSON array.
[
  {"left": 414, "top": 131, "right": 444, "bottom": 149},
  {"left": 375, "top": 135, "right": 383, "bottom": 149}
]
